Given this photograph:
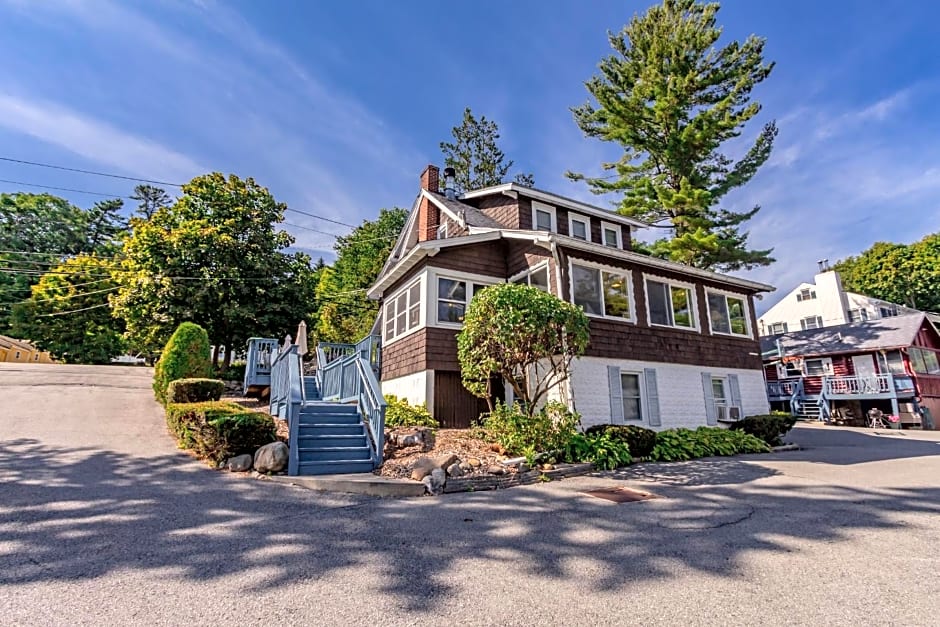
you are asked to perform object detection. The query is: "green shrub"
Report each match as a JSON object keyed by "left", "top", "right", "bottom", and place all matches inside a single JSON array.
[
  {"left": 384, "top": 395, "right": 438, "bottom": 428},
  {"left": 165, "top": 400, "right": 275, "bottom": 463},
  {"left": 215, "top": 362, "right": 246, "bottom": 382},
  {"left": 729, "top": 414, "right": 798, "bottom": 446},
  {"left": 481, "top": 400, "right": 580, "bottom": 455},
  {"left": 166, "top": 378, "right": 225, "bottom": 404},
  {"left": 153, "top": 322, "right": 212, "bottom": 404},
  {"left": 585, "top": 424, "right": 658, "bottom": 458},
  {"left": 650, "top": 427, "right": 770, "bottom": 462},
  {"left": 563, "top": 431, "right": 632, "bottom": 470}
]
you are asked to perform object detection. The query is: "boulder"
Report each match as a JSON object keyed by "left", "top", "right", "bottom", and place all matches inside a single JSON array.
[
  {"left": 226, "top": 454, "right": 253, "bottom": 472},
  {"left": 541, "top": 463, "right": 555, "bottom": 471},
  {"left": 434, "top": 453, "right": 459, "bottom": 470},
  {"left": 487, "top": 464, "right": 507, "bottom": 476},
  {"left": 446, "top": 462, "right": 464, "bottom": 477},
  {"left": 410, "top": 456, "right": 437, "bottom": 481},
  {"left": 254, "top": 441, "right": 289, "bottom": 473},
  {"left": 458, "top": 461, "right": 472, "bottom": 472},
  {"left": 422, "top": 468, "right": 446, "bottom": 495}
]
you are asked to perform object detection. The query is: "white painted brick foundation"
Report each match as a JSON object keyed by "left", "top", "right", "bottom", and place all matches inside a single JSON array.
[{"left": 570, "top": 356, "right": 770, "bottom": 430}]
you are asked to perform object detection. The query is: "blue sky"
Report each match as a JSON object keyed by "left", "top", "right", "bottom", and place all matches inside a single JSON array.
[{"left": 1, "top": 0, "right": 938, "bottom": 311}]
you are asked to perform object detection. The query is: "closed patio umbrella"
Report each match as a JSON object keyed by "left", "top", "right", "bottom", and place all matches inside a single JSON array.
[{"left": 295, "top": 320, "right": 308, "bottom": 357}]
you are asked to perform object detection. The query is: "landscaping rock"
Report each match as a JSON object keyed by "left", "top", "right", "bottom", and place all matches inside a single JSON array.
[
  {"left": 459, "top": 461, "right": 472, "bottom": 472},
  {"left": 541, "top": 463, "right": 555, "bottom": 471},
  {"left": 435, "top": 453, "right": 459, "bottom": 470},
  {"left": 227, "top": 454, "right": 253, "bottom": 472},
  {"left": 423, "top": 468, "right": 446, "bottom": 495},
  {"left": 487, "top": 464, "right": 507, "bottom": 476},
  {"left": 467, "top": 457, "right": 482, "bottom": 468},
  {"left": 446, "top": 462, "right": 464, "bottom": 477},
  {"left": 254, "top": 441, "right": 288, "bottom": 473},
  {"left": 410, "top": 456, "right": 437, "bottom": 481}
]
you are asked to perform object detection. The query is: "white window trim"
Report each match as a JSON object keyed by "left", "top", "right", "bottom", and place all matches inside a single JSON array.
[
  {"left": 704, "top": 288, "right": 752, "bottom": 338},
  {"left": 531, "top": 200, "right": 557, "bottom": 233},
  {"left": 800, "top": 315, "right": 823, "bottom": 330},
  {"left": 619, "top": 369, "right": 647, "bottom": 423},
  {"left": 509, "top": 261, "right": 552, "bottom": 294},
  {"left": 382, "top": 276, "right": 425, "bottom": 346},
  {"left": 568, "top": 257, "right": 636, "bottom": 323},
  {"left": 428, "top": 267, "right": 502, "bottom": 330},
  {"left": 642, "top": 272, "right": 701, "bottom": 332},
  {"left": 803, "top": 357, "right": 833, "bottom": 376},
  {"left": 600, "top": 220, "right": 622, "bottom": 248},
  {"left": 567, "top": 212, "right": 590, "bottom": 242},
  {"left": 436, "top": 222, "right": 448, "bottom": 240}
]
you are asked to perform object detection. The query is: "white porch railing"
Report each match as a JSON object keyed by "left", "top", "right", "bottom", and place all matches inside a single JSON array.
[{"left": 823, "top": 374, "right": 893, "bottom": 396}]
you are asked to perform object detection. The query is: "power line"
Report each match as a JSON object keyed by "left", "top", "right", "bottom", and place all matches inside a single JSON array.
[
  {"left": 39, "top": 302, "right": 111, "bottom": 317},
  {"left": 285, "top": 207, "right": 357, "bottom": 229},
  {"left": 0, "top": 156, "right": 183, "bottom": 187},
  {"left": 0, "top": 285, "right": 119, "bottom": 307},
  {"left": 0, "top": 178, "right": 131, "bottom": 199}
]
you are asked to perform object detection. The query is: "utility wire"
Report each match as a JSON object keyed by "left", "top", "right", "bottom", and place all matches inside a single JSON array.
[
  {"left": 0, "top": 156, "right": 182, "bottom": 186},
  {"left": 0, "top": 178, "right": 131, "bottom": 199},
  {"left": 39, "top": 302, "right": 111, "bottom": 317}
]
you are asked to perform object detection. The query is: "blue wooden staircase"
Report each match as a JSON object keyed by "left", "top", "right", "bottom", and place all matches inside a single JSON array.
[{"left": 249, "top": 336, "right": 386, "bottom": 477}]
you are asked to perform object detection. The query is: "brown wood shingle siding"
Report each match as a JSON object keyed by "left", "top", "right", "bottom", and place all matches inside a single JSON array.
[
  {"left": 474, "top": 194, "right": 523, "bottom": 229},
  {"left": 427, "top": 241, "right": 508, "bottom": 277}
]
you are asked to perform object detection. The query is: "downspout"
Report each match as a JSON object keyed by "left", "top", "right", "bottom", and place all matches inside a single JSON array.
[{"left": 549, "top": 236, "right": 577, "bottom": 415}]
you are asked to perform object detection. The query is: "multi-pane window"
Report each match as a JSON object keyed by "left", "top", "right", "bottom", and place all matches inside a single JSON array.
[
  {"left": 621, "top": 373, "right": 643, "bottom": 421},
  {"left": 879, "top": 305, "right": 899, "bottom": 318},
  {"left": 769, "top": 322, "right": 788, "bottom": 334},
  {"left": 878, "top": 350, "right": 907, "bottom": 375},
  {"left": 908, "top": 348, "right": 940, "bottom": 375},
  {"left": 800, "top": 315, "right": 823, "bottom": 330},
  {"left": 712, "top": 377, "right": 727, "bottom": 407},
  {"left": 513, "top": 265, "right": 550, "bottom": 292},
  {"left": 707, "top": 292, "right": 749, "bottom": 336},
  {"left": 436, "top": 277, "right": 492, "bottom": 324},
  {"left": 848, "top": 308, "right": 869, "bottom": 323},
  {"left": 796, "top": 288, "right": 816, "bottom": 302},
  {"left": 384, "top": 279, "right": 421, "bottom": 342},
  {"left": 571, "top": 262, "right": 632, "bottom": 320},
  {"left": 569, "top": 216, "right": 588, "bottom": 240},
  {"left": 804, "top": 358, "right": 832, "bottom": 376},
  {"left": 646, "top": 279, "right": 695, "bottom": 329}
]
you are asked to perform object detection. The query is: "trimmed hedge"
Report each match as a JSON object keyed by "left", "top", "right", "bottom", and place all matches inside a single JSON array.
[
  {"left": 166, "top": 378, "right": 225, "bottom": 404},
  {"left": 165, "top": 400, "right": 276, "bottom": 463},
  {"left": 584, "top": 424, "right": 657, "bottom": 458},
  {"left": 153, "top": 322, "right": 212, "bottom": 404},
  {"left": 650, "top": 427, "right": 770, "bottom": 462},
  {"left": 729, "top": 414, "right": 798, "bottom": 446}
]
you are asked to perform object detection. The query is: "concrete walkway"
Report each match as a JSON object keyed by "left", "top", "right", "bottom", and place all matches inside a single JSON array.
[{"left": 2, "top": 363, "right": 939, "bottom": 626}]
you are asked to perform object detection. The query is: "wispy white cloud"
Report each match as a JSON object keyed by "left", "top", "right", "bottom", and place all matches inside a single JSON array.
[{"left": 0, "top": 92, "right": 206, "bottom": 183}]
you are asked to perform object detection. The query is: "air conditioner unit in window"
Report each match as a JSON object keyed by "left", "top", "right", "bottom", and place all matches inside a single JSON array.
[{"left": 716, "top": 405, "right": 743, "bottom": 422}]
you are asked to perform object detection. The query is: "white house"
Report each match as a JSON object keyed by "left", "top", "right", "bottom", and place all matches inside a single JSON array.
[{"left": 757, "top": 261, "right": 920, "bottom": 337}]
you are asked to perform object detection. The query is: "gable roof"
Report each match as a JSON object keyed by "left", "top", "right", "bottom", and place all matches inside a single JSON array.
[
  {"left": 0, "top": 335, "right": 38, "bottom": 351},
  {"left": 459, "top": 183, "right": 648, "bottom": 229},
  {"left": 426, "top": 191, "right": 502, "bottom": 228},
  {"left": 760, "top": 313, "right": 930, "bottom": 358}
]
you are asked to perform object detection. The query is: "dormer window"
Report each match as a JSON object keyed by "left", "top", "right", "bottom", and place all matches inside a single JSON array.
[
  {"left": 568, "top": 214, "right": 589, "bottom": 241},
  {"left": 532, "top": 201, "right": 556, "bottom": 232},
  {"left": 601, "top": 221, "right": 621, "bottom": 248}
]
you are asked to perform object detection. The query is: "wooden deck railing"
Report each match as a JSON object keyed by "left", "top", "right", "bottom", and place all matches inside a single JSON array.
[{"left": 244, "top": 337, "right": 279, "bottom": 391}]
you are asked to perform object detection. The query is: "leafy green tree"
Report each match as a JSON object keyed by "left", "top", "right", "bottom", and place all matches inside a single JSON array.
[
  {"left": 130, "top": 184, "right": 172, "bottom": 219},
  {"left": 568, "top": 0, "right": 776, "bottom": 272},
  {"left": 314, "top": 208, "right": 407, "bottom": 343},
  {"left": 0, "top": 193, "right": 91, "bottom": 330},
  {"left": 440, "top": 107, "right": 534, "bottom": 193},
  {"left": 457, "top": 283, "right": 590, "bottom": 417},
  {"left": 153, "top": 321, "right": 212, "bottom": 404},
  {"left": 835, "top": 233, "right": 940, "bottom": 311},
  {"left": 10, "top": 255, "right": 124, "bottom": 364},
  {"left": 112, "top": 173, "right": 317, "bottom": 361}
]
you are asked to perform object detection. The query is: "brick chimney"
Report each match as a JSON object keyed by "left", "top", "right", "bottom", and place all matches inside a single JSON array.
[{"left": 417, "top": 164, "right": 440, "bottom": 242}]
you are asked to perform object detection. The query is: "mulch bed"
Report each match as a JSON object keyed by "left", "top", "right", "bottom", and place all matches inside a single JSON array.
[{"left": 377, "top": 428, "right": 517, "bottom": 479}]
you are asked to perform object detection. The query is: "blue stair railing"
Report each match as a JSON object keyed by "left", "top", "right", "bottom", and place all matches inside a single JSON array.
[
  {"left": 270, "top": 343, "right": 303, "bottom": 421},
  {"left": 789, "top": 378, "right": 804, "bottom": 415},
  {"left": 316, "top": 335, "right": 386, "bottom": 467},
  {"left": 244, "top": 337, "right": 279, "bottom": 391}
]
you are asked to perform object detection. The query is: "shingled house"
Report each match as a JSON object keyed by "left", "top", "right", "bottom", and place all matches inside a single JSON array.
[{"left": 367, "top": 165, "right": 774, "bottom": 429}]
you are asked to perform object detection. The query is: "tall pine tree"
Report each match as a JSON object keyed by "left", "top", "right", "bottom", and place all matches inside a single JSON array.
[
  {"left": 569, "top": 0, "right": 776, "bottom": 272},
  {"left": 441, "top": 107, "right": 534, "bottom": 193}
]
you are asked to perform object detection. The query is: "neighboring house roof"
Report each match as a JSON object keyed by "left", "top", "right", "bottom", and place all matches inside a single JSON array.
[
  {"left": 459, "top": 183, "right": 648, "bottom": 229},
  {"left": 760, "top": 313, "right": 928, "bottom": 359},
  {"left": 368, "top": 229, "right": 775, "bottom": 299}
]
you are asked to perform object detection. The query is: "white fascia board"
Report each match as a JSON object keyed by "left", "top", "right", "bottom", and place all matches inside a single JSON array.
[
  {"left": 421, "top": 189, "right": 464, "bottom": 226},
  {"left": 460, "top": 183, "right": 648, "bottom": 229}
]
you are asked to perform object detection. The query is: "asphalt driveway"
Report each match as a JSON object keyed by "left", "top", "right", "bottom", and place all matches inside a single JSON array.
[{"left": 2, "top": 363, "right": 939, "bottom": 626}]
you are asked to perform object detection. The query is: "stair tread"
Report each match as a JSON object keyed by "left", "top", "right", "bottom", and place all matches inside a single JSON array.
[{"left": 298, "top": 459, "right": 373, "bottom": 466}]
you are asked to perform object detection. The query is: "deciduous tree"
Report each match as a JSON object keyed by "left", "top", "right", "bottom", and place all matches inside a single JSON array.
[{"left": 569, "top": 0, "right": 776, "bottom": 271}]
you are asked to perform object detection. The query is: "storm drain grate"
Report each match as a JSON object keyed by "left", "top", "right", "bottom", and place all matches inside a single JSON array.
[{"left": 583, "top": 487, "right": 660, "bottom": 503}]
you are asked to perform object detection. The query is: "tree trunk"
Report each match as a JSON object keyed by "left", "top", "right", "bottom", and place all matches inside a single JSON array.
[
  {"left": 223, "top": 342, "right": 234, "bottom": 368},
  {"left": 212, "top": 345, "right": 220, "bottom": 368}
]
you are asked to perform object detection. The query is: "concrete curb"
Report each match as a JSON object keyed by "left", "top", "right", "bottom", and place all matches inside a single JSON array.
[
  {"left": 269, "top": 473, "right": 426, "bottom": 498},
  {"left": 771, "top": 443, "right": 801, "bottom": 452}
]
